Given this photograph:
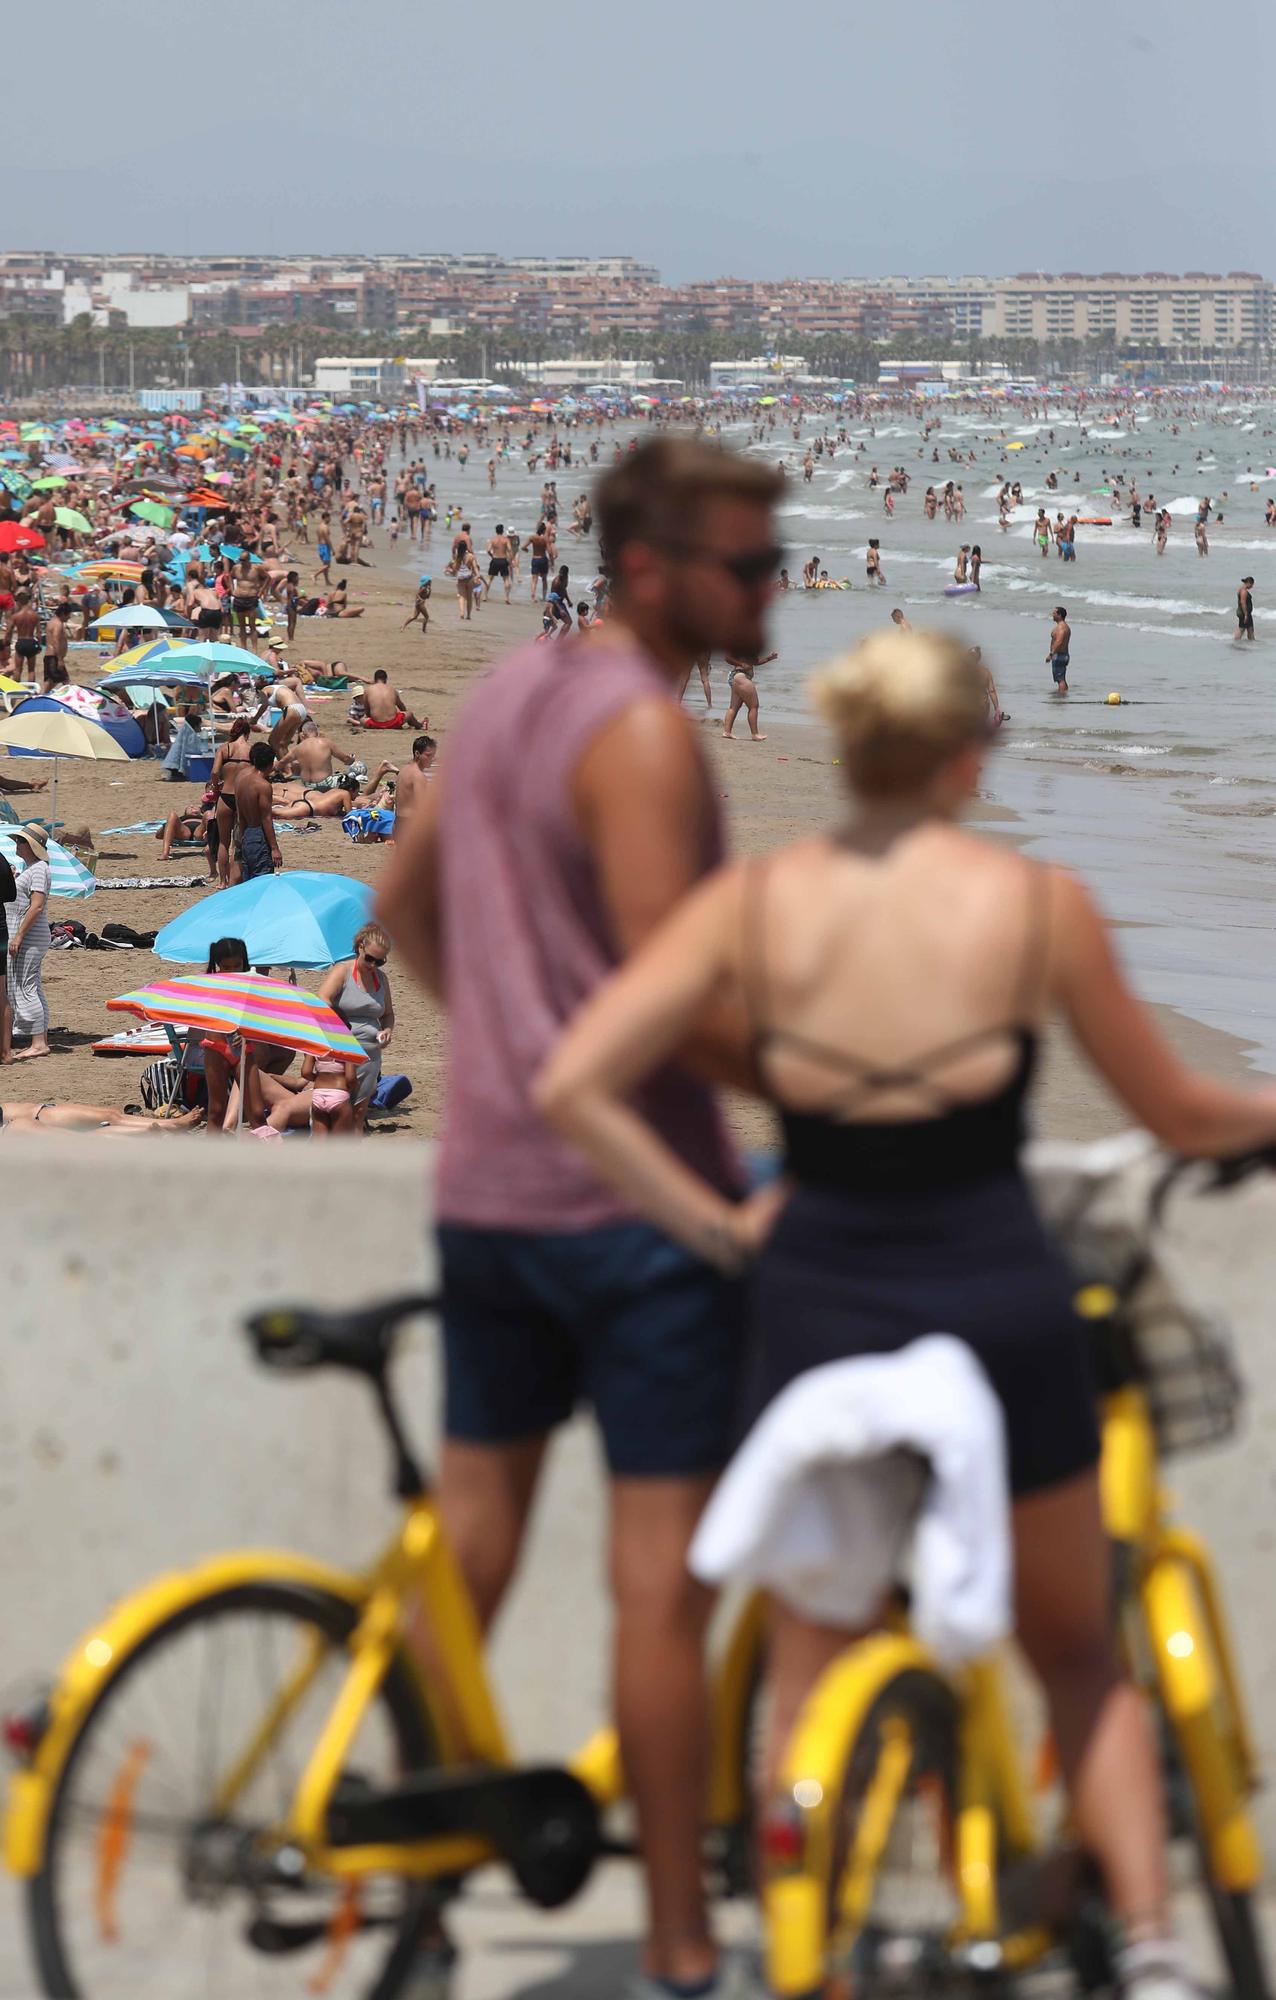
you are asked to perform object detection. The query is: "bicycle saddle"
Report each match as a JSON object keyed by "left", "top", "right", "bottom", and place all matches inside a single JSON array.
[{"left": 245, "top": 1294, "right": 438, "bottom": 1376}]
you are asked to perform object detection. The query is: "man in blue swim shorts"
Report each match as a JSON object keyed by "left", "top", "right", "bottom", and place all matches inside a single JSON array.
[{"left": 1048, "top": 605, "right": 1072, "bottom": 694}]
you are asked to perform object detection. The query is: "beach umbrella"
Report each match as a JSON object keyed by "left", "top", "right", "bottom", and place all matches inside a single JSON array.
[
  {"left": 99, "top": 659, "right": 210, "bottom": 691},
  {"left": 89, "top": 605, "right": 169, "bottom": 632},
  {"left": 118, "top": 683, "right": 170, "bottom": 710},
  {"left": 54, "top": 507, "right": 92, "bottom": 533},
  {"left": 0, "top": 522, "right": 44, "bottom": 552},
  {"left": 0, "top": 705, "right": 129, "bottom": 825},
  {"left": 103, "top": 637, "right": 187, "bottom": 674},
  {"left": 153, "top": 872, "right": 374, "bottom": 970},
  {"left": 108, "top": 970, "right": 367, "bottom": 1129},
  {"left": 129, "top": 499, "right": 175, "bottom": 530},
  {"left": 108, "top": 970, "right": 367, "bottom": 1063},
  {"left": 143, "top": 640, "right": 275, "bottom": 675},
  {"left": 0, "top": 826, "right": 96, "bottom": 899},
  {"left": 31, "top": 476, "right": 67, "bottom": 490}
]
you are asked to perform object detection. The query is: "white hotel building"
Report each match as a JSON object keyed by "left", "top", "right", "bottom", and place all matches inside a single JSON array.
[{"left": 866, "top": 273, "right": 1273, "bottom": 354}]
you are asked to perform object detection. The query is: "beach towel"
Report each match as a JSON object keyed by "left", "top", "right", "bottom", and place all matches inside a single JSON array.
[
  {"left": 97, "top": 873, "right": 206, "bottom": 889},
  {"left": 99, "top": 819, "right": 167, "bottom": 836}
]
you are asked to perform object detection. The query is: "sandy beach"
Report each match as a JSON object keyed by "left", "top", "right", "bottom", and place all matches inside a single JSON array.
[{"left": 8, "top": 551, "right": 1256, "bottom": 1150}]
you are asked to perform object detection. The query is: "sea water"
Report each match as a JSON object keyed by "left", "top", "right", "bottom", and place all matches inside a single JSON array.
[{"left": 394, "top": 406, "right": 1276, "bottom": 1065}]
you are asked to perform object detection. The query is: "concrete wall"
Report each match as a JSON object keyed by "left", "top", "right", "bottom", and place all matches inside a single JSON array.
[
  {"left": 2, "top": 1135, "right": 1276, "bottom": 1847},
  {"left": 0, "top": 1137, "right": 609, "bottom": 1761}
]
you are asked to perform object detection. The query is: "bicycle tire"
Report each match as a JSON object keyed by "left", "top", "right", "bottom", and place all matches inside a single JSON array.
[
  {"left": 819, "top": 1667, "right": 961, "bottom": 1993},
  {"left": 1200, "top": 1874, "right": 1270, "bottom": 2000},
  {"left": 1166, "top": 1734, "right": 1272, "bottom": 2000},
  {"left": 1150, "top": 1598, "right": 1271, "bottom": 2000},
  {"left": 28, "top": 1579, "right": 440, "bottom": 2000}
]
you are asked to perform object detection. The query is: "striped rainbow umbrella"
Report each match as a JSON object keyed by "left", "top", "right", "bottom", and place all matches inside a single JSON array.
[{"left": 107, "top": 970, "right": 367, "bottom": 1065}]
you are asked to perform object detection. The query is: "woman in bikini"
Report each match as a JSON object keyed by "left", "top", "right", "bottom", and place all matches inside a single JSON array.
[{"left": 0, "top": 1101, "right": 204, "bottom": 1134}]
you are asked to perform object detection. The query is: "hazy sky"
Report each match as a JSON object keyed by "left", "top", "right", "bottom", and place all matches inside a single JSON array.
[{"left": 12, "top": 0, "right": 1276, "bottom": 282}]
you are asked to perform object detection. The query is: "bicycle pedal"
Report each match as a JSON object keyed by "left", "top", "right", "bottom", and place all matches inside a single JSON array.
[{"left": 331, "top": 1770, "right": 376, "bottom": 1807}]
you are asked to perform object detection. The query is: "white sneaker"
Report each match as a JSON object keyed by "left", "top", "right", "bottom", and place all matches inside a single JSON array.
[{"left": 1117, "top": 1936, "right": 1204, "bottom": 2000}]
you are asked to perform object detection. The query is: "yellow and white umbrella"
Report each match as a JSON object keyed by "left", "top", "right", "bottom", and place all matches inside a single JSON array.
[{"left": 0, "top": 707, "right": 129, "bottom": 824}]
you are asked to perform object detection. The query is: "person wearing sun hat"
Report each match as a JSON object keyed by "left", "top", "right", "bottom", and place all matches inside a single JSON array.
[{"left": 7, "top": 824, "right": 53, "bottom": 1060}]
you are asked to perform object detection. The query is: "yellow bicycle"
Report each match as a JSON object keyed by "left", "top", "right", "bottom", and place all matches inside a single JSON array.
[
  {"left": 761, "top": 1142, "right": 1271, "bottom": 1998},
  {"left": 2, "top": 1290, "right": 764, "bottom": 2000},
  {"left": 2, "top": 1141, "right": 1268, "bottom": 1999}
]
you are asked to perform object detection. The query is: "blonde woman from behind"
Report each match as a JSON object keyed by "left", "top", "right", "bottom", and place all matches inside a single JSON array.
[{"left": 535, "top": 624, "right": 1276, "bottom": 2000}]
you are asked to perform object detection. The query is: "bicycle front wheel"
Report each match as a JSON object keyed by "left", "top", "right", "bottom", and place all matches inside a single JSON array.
[{"left": 29, "top": 1580, "right": 439, "bottom": 2000}]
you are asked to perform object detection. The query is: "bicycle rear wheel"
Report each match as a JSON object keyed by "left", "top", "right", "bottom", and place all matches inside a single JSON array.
[
  {"left": 1161, "top": 1728, "right": 1271, "bottom": 2000},
  {"left": 820, "top": 1668, "right": 962, "bottom": 1994},
  {"left": 29, "top": 1581, "right": 439, "bottom": 2000}
]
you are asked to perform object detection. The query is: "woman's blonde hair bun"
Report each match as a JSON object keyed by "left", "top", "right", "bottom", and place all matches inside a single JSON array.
[{"left": 811, "top": 627, "right": 990, "bottom": 796}]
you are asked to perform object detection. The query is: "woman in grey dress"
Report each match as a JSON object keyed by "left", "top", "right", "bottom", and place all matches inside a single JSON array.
[{"left": 318, "top": 921, "right": 395, "bottom": 1132}]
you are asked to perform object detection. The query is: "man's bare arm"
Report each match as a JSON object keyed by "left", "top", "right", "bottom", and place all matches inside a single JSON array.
[{"left": 573, "top": 700, "right": 757, "bottom": 1092}]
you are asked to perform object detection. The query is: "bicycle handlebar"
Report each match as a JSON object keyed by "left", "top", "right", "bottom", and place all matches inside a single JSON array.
[{"left": 1150, "top": 1143, "right": 1276, "bottom": 1227}]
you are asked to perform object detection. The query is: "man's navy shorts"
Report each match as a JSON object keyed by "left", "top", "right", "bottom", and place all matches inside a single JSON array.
[{"left": 439, "top": 1221, "right": 744, "bottom": 1478}]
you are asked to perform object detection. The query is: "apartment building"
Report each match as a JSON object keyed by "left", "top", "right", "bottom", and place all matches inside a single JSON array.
[
  {"left": 0, "top": 253, "right": 1271, "bottom": 358},
  {"left": 867, "top": 273, "right": 1274, "bottom": 351}
]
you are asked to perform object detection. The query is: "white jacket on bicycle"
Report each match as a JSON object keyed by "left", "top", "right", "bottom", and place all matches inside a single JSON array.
[{"left": 690, "top": 1334, "right": 1012, "bottom": 1665}]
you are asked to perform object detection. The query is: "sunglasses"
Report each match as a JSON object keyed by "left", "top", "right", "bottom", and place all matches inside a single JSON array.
[
  {"left": 673, "top": 542, "right": 786, "bottom": 588},
  {"left": 362, "top": 951, "right": 388, "bottom": 967}
]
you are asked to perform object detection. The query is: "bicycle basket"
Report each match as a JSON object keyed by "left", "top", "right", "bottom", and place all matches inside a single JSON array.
[{"left": 1126, "top": 1296, "right": 1242, "bottom": 1457}]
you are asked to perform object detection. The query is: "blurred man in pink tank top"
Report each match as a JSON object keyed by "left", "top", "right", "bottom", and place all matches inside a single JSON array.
[{"left": 380, "top": 439, "right": 784, "bottom": 1999}]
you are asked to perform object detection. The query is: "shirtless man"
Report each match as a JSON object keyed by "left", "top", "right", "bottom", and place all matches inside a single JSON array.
[
  {"left": 43, "top": 593, "right": 71, "bottom": 672},
  {"left": 1048, "top": 605, "right": 1072, "bottom": 695},
  {"left": 280, "top": 718, "right": 361, "bottom": 788},
  {"left": 7, "top": 592, "right": 42, "bottom": 683},
  {"left": 362, "top": 668, "right": 425, "bottom": 731},
  {"left": 486, "top": 524, "right": 513, "bottom": 604},
  {"left": 231, "top": 551, "right": 265, "bottom": 652},
  {"left": 392, "top": 733, "right": 437, "bottom": 827},
  {"left": 228, "top": 742, "right": 281, "bottom": 881},
  {"left": 526, "top": 521, "right": 551, "bottom": 601},
  {"left": 890, "top": 607, "right": 912, "bottom": 631},
  {"left": 185, "top": 566, "right": 224, "bottom": 640}
]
